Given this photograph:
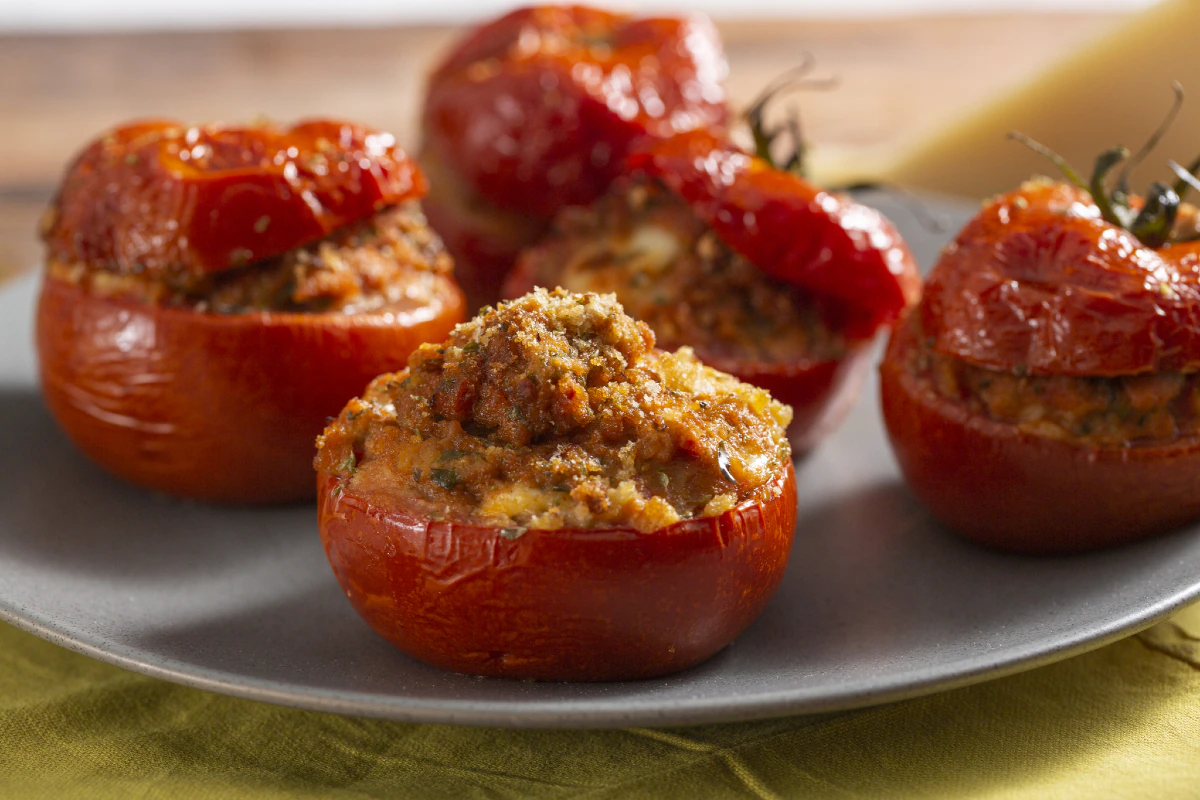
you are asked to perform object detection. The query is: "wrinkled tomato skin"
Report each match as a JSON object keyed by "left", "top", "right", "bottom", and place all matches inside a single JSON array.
[
  {"left": 37, "top": 276, "right": 465, "bottom": 504},
  {"left": 420, "top": 5, "right": 728, "bottom": 309},
  {"left": 883, "top": 181, "right": 1200, "bottom": 552},
  {"left": 922, "top": 181, "right": 1200, "bottom": 376},
  {"left": 45, "top": 119, "right": 425, "bottom": 279},
  {"left": 316, "top": 463, "right": 796, "bottom": 681},
  {"left": 880, "top": 315, "right": 1200, "bottom": 553}
]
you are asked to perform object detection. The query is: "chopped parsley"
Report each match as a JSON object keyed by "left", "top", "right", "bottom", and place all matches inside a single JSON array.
[{"left": 430, "top": 468, "right": 461, "bottom": 490}]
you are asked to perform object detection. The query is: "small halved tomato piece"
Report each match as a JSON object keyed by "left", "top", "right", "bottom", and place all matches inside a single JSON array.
[
  {"left": 625, "top": 131, "right": 921, "bottom": 340},
  {"left": 317, "top": 462, "right": 795, "bottom": 681},
  {"left": 46, "top": 119, "right": 425, "bottom": 279}
]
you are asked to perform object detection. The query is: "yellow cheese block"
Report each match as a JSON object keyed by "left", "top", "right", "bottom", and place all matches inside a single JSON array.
[{"left": 864, "top": 0, "right": 1200, "bottom": 199}]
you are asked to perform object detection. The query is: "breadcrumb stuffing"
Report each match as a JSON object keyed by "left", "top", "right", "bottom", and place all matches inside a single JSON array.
[
  {"left": 316, "top": 288, "right": 793, "bottom": 532},
  {"left": 48, "top": 202, "right": 453, "bottom": 313},
  {"left": 516, "top": 179, "right": 846, "bottom": 364},
  {"left": 906, "top": 315, "right": 1200, "bottom": 446}
]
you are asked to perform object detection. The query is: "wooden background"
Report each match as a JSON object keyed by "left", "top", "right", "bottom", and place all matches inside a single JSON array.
[{"left": 0, "top": 14, "right": 1121, "bottom": 281}]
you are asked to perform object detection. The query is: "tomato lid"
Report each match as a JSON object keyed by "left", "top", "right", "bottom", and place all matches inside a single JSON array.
[
  {"left": 44, "top": 118, "right": 425, "bottom": 276},
  {"left": 421, "top": 5, "right": 728, "bottom": 217},
  {"left": 923, "top": 181, "right": 1200, "bottom": 376}
]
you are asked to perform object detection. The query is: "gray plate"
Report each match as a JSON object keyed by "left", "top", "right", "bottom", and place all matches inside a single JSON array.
[{"left": 3, "top": 194, "right": 1200, "bottom": 729}]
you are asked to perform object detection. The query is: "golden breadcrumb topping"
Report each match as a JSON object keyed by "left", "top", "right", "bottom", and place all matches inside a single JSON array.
[{"left": 316, "top": 288, "right": 792, "bottom": 532}]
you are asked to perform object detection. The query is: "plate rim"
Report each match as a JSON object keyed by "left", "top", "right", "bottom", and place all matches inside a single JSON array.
[{"left": 4, "top": 573, "right": 1197, "bottom": 729}]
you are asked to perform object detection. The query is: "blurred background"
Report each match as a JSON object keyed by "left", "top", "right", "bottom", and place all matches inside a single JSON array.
[
  {"left": 1, "top": 1, "right": 1152, "bottom": 30},
  {"left": 0, "top": 1, "right": 1151, "bottom": 276}
]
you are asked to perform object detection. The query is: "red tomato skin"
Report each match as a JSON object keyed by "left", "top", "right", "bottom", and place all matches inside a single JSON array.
[
  {"left": 422, "top": 6, "right": 727, "bottom": 216},
  {"left": 37, "top": 276, "right": 465, "bottom": 503},
  {"left": 316, "top": 462, "right": 797, "bottom": 681},
  {"left": 44, "top": 119, "right": 425, "bottom": 278},
  {"left": 880, "top": 315, "right": 1200, "bottom": 553},
  {"left": 420, "top": 165, "right": 547, "bottom": 314}
]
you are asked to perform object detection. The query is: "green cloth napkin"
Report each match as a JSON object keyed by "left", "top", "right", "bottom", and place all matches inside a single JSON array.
[{"left": 3, "top": 605, "right": 1199, "bottom": 799}]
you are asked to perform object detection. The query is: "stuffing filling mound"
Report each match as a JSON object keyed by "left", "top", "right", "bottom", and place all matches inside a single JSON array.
[
  {"left": 316, "top": 288, "right": 793, "bottom": 532},
  {"left": 518, "top": 181, "right": 847, "bottom": 366},
  {"left": 45, "top": 202, "right": 453, "bottom": 314},
  {"left": 904, "top": 316, "right": 1200, "bottom": 447}
]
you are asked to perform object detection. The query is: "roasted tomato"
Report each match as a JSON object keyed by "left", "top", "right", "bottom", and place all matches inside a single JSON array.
[
  {"left": 37, "top": 119, "right": 466, "bottom": 503},
  {"left": 315, "top": 289, "right": 796, "bottom": 680},
  {"left": 420, "top": 4, "right": 729, "bottom": 311},
  {"left": 506, "top": 130, "right": 920, "bottom": 453},
  {"left": 881, "top": 169, "right": 1200, "bottom": 552}
]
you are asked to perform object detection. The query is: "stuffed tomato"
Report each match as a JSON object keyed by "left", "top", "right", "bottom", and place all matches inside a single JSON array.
[
  {"left": 882, "top": 174, "right": 1200, "bottom": 552},
  {"left": 420, "top": 4, "right": 729, "bottom": 311},
  {"left": 37, "top": 119, "right": 466, "bottom": 503},
  {"left": 315, "top": 288, "right": 796, "bottom": 681},
  {"left": 506, "top": 130, "right": 921, "bottom": 454}
]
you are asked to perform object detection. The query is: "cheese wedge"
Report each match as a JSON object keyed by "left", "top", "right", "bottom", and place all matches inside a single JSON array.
[{"left": 857, "top": 0, "right": 1200, "bottom": 199}]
